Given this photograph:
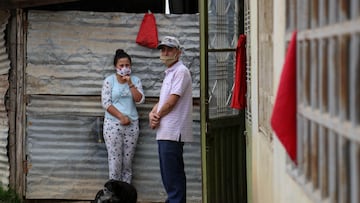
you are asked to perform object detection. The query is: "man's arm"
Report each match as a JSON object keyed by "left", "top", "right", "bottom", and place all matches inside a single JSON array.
[{"left": 157, "top": 94, "right": 180, "bottom": 118}]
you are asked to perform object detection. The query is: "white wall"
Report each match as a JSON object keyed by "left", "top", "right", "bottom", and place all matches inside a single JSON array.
[{"left": 249, "top": 0, "right": 316, "bottom": 202}]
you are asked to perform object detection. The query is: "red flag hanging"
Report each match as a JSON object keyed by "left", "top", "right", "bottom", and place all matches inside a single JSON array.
[
  {"left": 270, "top": 31, "right": 297, "bottom": 163},
  {"left": 136, "top": 12, "right": 158, "bottom": 49},
  {"left": 231, "top": 34, "right": 247, "bottom": 110}
]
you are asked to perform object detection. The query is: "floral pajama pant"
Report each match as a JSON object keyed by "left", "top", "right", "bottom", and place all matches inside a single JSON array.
[{"left": 103, "top": 118, "right": 139, "bottom": 184}]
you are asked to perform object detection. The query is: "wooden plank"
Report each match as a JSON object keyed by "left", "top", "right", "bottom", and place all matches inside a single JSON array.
[
  {"left": 310, "top": 40, "right": 318, "bottom": 109},
  {"left": 15, "top": 9, "right": 25, "bottom": 197},
  {"left": 328, "top": 37, "right": 338, "bottom": 117},
  {"left": 350, "top": 143, "right": 359, "bottom": 203},
  {"left": 350, "top": 34, "right": 359, "bottom": 126},
  {"left": 297, "top": 0, "right": 310, "bottom": 29},
  {"left": 319, "top": 126, "right": 328, "bottom": 198},
  {"left": 297, "top": 19, "right": 360, "bottom": 40},
  {"left": 339, "top": 35, "right": 350, "bottom": 121},
  {"left": 8, "top": 9, "right": 17, "bottom": 191},
  {"left": 329, "top": 0, "right": 338, "bottom": 23},
  {"left": 311, "top": 0, "right": 319, "bottom": 28},
  {"left": 297, "top": 115, "right": 304, "bottom": 175},
  {"left": 319, "top": 39, "right": 328, "bottom": 113},
  {"left": 257, "top": 0, "right": 273, "bottom": 137},
  {"left": 349, "top": 33, "right": 359, "bottom": 203},
  {"left": 286, "top": 0, "right": 297, "bottom": 31},
  {"left": 304, "top": 118, "right": 310, "bottom": 181},
  {"left": 339, "top": 0, "right": 350, "bottom": 22},
  {"left": 298, "top": 105, "right": 360, "bottom": 143},
  {"left": 338, "top": 137, "right": 349, "bottom": 203},
  {"left": 310, "top": 39, "right": 319, "bottom": 188},
  {"left": 319, "top": 0, "right": 328, "bottom": 26},
  {"left": 318, "top": 38, "right": 329, "bottom": 198},
  {"left": 328, "top": 130, "right": 338, "bottom": 203},
  {"left": 293, "top": 1, "right": 359, "bottom": 203},
  {"left": 350, "top": 0, "right": 359, "bottom": 19},
  {"left": 310, "top": 121, "right": 319, "bottom": 188},
  {"left": 298, "top": 41, "right": 304, "bottom": 106},
  {"left": 304, "top": 40, "right": 311, "bottom": 106}
]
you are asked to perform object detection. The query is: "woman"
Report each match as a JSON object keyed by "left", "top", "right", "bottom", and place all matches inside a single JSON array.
[{"left": 101, "top": 49, "right": 145, "bottom": 183}]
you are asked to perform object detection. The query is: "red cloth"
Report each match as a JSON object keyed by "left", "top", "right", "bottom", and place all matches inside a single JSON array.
[
  {"left": 136, "top": 13, "right": 158, "bottom": 49},
  {"left": 230, "top": 34, "right": 247, "bottom": 109},
  {"left": 271, "top": 31, "right": 297, "bottom": 163}
]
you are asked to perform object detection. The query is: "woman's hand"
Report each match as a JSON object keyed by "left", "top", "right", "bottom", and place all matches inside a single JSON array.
[
  {"left": 122, "top": 75, "right": 132, "bottom": 84},
  {"left": 119, "top": 115, "right": 131, "bottom": 125}
]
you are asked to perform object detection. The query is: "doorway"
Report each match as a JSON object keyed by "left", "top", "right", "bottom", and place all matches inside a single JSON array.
[{"left": 200, "top": 0, "right": 247, "bottom": 202}]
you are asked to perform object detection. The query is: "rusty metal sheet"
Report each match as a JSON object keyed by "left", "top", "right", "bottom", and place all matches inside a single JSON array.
[
  {"left": 25, "top": 95, "right": 201, "bottom": 202},
  {"left": 26, "top": 11, "right": 200, "bottom": 98},
  {"left": 0, "top": 12, "right": 10, "bottom": 188},
  {"left": 25, "top": 10, "right": 201, "bottom": 202},
  {"left": 0, "top": 75, "right": 9, "bottom": 187}
]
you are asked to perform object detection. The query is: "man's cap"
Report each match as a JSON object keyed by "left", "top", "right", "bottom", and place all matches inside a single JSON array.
[{"left": 157, "top": 36, "right": 181, "bottom": 49}]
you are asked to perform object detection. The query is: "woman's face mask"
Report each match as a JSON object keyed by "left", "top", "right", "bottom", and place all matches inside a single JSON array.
[{"left": 116, "top": 66, "right": 132, "bottom": 76}]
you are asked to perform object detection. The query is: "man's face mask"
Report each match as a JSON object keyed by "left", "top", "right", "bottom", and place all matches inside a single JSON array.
[
  {"left": 160, "top": 54, "right": 178, "bottom": 67},
  {"left": 116, "top": 66, "right": 131, "bottom": 76}
]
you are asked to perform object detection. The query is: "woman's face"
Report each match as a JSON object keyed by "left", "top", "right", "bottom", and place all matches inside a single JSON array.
[{"left": 115, "top": 57, "right": 131, "bottom": 70}]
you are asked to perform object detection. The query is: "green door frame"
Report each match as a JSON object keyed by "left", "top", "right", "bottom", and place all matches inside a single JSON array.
[{"left": 199, "top": 0, "right": 209, "bottom": 202}]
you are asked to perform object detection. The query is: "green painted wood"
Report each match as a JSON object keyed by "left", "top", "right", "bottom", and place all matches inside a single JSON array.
[
  {"left": 246, "top": 120, "right": 252, "bottom": 203},
  {"left": 206, "top": 114, "right": 247, "bottom": 203}
]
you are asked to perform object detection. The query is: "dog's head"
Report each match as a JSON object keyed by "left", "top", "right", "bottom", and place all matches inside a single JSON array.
[{"left": 94, "top": 179, "right": 137, "bottom": 203}]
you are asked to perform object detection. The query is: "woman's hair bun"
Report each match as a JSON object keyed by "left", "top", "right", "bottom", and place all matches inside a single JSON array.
[
  {"left": 113, "top": 49, "right": 132, "bottom": 66},
  {"left": 116, "top": 49, "right": 125, "bottom": 55}
]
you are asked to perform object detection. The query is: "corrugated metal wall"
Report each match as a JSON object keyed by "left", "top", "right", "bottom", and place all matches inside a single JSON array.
[
  {"left": 0, "top": 11, "right": 10, "bottom": 188},
  {"left": 25, "top": 10, "right": 201, "bottom": 202}
]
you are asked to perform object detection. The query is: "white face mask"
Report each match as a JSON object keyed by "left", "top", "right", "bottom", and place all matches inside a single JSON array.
[
  {"left": 116, "top": 67, "right": 131, "bottom": 76},
  {"left": 160, "top": 54, "right": 178, "bottom": 67}
]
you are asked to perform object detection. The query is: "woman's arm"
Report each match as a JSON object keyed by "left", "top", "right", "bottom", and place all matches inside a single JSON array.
[
  {"left": 124, "top": 76, "right": 145, "bottom": 104},
  {"left": 106, "top": 105, "right": 130, "bottom": 125},
  {"left": 101, "top": 77, "right": 130, "bottom": 125}
]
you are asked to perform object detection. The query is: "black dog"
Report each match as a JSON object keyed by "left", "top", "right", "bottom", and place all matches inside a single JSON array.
[{"left": 93, "top": 179, "right": 137, "bottom": 203}]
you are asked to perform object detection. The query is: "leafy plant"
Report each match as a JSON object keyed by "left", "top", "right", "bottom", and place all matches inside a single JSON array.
[{"left": 0, "top": 186, "right": 22, "bottom": 203}]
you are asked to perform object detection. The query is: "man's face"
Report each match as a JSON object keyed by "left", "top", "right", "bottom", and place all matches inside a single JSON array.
[{"left": 160, "top": 46, "right": 179, "bottom": 58}]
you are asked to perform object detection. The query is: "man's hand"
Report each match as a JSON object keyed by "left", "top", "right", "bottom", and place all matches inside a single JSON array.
[{"left": 149, "top": 111, "right": 160, "bottom": 129}]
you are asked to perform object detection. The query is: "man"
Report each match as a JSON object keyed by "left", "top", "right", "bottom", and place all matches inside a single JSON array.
[{"left": 149, "top": 36, "right": 193, "bottom": 203}]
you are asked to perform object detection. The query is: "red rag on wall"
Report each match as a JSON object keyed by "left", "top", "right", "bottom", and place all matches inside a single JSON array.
[
  {"left": 230, "top": 34, "right": 247, "bottom": 110},
  {"left": 136, "top": 12, "right": 158, "bottom": 49},
  {"left": 270, "top": 31, "right": 297, "bottom": 163}
]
